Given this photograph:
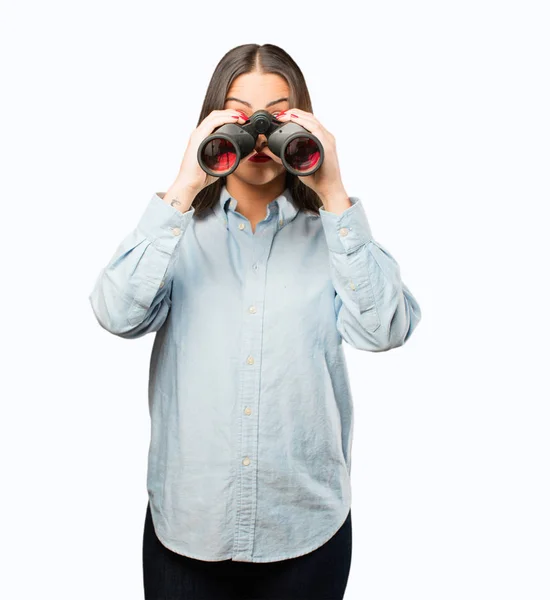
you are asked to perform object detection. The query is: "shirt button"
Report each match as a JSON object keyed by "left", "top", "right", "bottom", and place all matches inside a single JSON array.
[
  {"left": 244, "top": 407, "right": 252, "bottom": 415},
  {"left": 172, "top": 226, "right": 181, "bottom": 236},
  {"left": 242, "top": 457, "right": 251, "bottom": 466},
  {"left": 279, "top": 218, "right": 283, "bottom": 226},
  {"left": 252, "top": 263, "right": 258, "bottom": 271},
  {"left": 339, "top": 227, "right": 349, "bottom": 236},
  {"left": 246, "top": 355, "right": 254, "bottom": 365},
  {"left": 238, "top": 223, "right": 245, "bottom": 230},
  {"left": 159, "top": 280, "right": 165, "bottom": 288},
  {"left": 349, "top": 281, "right": 356, "bottom": 290},
  {"left": 248, "top": 305, "right": 256, "bottom": 313}
]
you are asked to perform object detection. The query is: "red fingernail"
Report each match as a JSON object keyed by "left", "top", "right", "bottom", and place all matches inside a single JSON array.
[
  {"left": 278, "top": 110, "right": 287, "bottom": 117},
  {"left": 291, "top": 113, "right": 298, "bottom": 118}
]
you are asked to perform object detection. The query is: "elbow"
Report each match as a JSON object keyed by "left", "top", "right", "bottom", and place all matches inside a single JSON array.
[
  {"left": 338, "top": 294, "right": 421, "bottom": 353},
  {"left": 88, "top": 269, "right": 134, "bottom": 337},
  {"left": 88, "top": 290, "right": 170, "bottom": 339},
  {"left": 384, "top": 295, "right": 422, "bottom": 350},
  {"left": 357, "top": 323, "right": 396, "bottom": 353},
  {"left": 88, "top": 291, "right": 131, "bottom": 337},
  {"left": 337, "top": 317, "right": 392, "bottom": 352}
]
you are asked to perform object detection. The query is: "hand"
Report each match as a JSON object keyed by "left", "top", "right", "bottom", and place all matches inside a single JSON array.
[
  {"left": 172, "top": 109, "right": 248, "bottom": 195},
  {"left": 275, "top": 109, "right": 348, "bottom": 202}
]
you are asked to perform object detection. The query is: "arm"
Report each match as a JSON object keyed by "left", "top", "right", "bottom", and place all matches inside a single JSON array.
[
  {"left": 319, "top": 196, "right": 422, "bottom": 352},
  {"left": 88, "top": 191, "right": 195, "bottom": 339}
]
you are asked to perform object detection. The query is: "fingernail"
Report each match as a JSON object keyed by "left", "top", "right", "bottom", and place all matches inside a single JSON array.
[
  {"left": 278, "top": 110, "right": 287, "bottom": 117},
  {"left": 291, "top": 113, "right": 298, "bottom": 118}
]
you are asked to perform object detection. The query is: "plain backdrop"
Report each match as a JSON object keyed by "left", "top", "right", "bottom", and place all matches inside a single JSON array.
[{"left": 1, "top": 1, "right": 548, "bottom": 599}]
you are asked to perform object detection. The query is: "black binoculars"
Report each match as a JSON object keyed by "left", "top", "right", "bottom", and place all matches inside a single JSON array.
[{"left": 197, "top": 109, "right": 324, "bottom": 178}]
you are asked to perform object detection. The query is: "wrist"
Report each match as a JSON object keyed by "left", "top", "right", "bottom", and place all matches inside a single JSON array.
[
  {"left": 318, "top": 186, "right": 351, "bottom": 213},
  {"left": 163, "top": 182, "right": 197, "bottom": 213}
]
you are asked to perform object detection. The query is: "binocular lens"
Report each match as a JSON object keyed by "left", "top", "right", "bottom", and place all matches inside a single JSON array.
[
  {"left": 284, "top": 137, "right": 322, "bottom": 173},
  {"left": 200, "top": 138, "right": 237, "bottom": 173}
]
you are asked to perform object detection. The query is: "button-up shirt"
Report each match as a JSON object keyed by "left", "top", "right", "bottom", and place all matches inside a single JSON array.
[{"left": 88, "top": 184, "right": 422, "bottom": 563}]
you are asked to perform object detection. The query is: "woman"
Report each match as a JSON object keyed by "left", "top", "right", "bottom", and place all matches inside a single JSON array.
[{"left": 89, "top": 43, "right": 422, "bottom": 600}]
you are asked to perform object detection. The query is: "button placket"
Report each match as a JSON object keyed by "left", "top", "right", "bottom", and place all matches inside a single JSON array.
[{"left": 232, "top": 214, "right": 278, "bottom": 561}]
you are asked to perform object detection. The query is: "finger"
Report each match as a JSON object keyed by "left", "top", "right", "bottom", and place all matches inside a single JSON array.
[
  {"left": 198, "top": 110, "right": 247, "bottom": 134},
  {"left": 277, "top": 110, "right": 327, "bottom": 140},
  {"left": 277, "top": 108, "right": 322, "bottom": 130},
  {"left": 279, "top": 108, "right": 312, "bottom": 119},
  {"left": 210, "top": 109, "right": 248, "bottom": 124}
]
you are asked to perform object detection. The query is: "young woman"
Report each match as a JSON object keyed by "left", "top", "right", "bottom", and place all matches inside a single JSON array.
[{"left": 89, "top": 43, "right": 422, "bottom": 600}]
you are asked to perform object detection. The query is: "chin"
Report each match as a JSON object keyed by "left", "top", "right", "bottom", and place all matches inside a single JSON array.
[{"left": 231, "top": 165, "right": 286, "bottom": 186}]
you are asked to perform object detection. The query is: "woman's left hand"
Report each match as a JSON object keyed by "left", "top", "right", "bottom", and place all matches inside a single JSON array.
[{"left": 275, "top": 108, "right": 348, "bottom": 202}]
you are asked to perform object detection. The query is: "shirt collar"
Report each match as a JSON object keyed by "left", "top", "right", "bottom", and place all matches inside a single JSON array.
[{"left": 213, "top": 183, "right": 300, "bottom": 229}]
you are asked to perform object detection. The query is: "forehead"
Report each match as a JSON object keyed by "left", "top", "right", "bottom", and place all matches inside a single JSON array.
[{"left": 224, "top": 72, "right": 290, "bottom": 106}]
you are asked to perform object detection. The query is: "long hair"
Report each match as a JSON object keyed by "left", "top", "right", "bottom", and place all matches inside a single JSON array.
[{"left": 190, "top": 43, "right": 323, "bottom": 219}]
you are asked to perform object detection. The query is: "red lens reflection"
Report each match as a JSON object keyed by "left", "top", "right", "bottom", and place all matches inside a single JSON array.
[
  {"left": 284, "top": 137, "right": 321, "bottom": 172},
  {"left": 201, "top": 138, "right": 237, "bottom": 173}
]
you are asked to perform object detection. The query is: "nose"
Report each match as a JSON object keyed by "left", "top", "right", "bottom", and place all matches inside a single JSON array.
[{"left": 255, "top": 134, "right": 268, "bottom": 153}]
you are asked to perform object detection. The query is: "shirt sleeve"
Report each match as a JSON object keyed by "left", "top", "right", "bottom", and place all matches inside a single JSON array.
[
  {"left": 319, "top": 196, "right": 422, "bottom": 352},
  {"left": 88, "top": 192, "right": 195, "bottom": 339}
]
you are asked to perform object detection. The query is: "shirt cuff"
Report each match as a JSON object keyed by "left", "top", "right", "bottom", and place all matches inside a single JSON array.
[
  {"left": 319, "top": 196, "right": 373, "bottom": 254},
  {"left": 137, "top": 192, "right": 195, "bottom": 253}
]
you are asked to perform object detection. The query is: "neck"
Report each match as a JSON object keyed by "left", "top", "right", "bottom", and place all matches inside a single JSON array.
[{"left": 225, "top": 175, "right": 287, "bottom": 225}]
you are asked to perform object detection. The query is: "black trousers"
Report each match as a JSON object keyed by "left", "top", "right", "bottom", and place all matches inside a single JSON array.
[{"left": 143, "top": 501, "right": 352, "bottom": 600}]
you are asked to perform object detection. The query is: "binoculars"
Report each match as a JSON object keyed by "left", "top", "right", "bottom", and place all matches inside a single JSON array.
[{"left": 197, "top": 109, "right": 324, "bottom": 178}]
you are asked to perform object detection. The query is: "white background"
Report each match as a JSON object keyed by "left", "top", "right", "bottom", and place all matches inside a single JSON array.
[{"left": 2, "top": 1, "right": 548, "bottom": 598}]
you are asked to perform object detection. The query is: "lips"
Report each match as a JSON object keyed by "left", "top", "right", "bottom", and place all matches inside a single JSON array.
[{"left": 248, "top": 152, "right": 272, "bottom": 162}]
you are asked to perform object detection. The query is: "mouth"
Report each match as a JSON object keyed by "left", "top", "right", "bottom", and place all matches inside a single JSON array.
[{"left": 248, "top": 152, "right": 272, "bottom": 162}]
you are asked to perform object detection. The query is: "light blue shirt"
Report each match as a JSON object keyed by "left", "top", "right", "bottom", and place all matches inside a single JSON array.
[{"left": 89, "top": 184, "right": 421, "bottom": 563}]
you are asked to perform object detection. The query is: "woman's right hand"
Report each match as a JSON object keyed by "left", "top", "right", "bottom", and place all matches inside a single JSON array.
[{"left": 171, "top": 109, "right": 248, "bottom": 197}]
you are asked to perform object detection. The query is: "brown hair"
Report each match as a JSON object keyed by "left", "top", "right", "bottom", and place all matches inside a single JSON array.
[{"left": 190, "top": 43, "right": 323, "bottom": 219}]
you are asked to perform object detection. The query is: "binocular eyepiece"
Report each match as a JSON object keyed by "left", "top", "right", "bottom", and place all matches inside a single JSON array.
[{"left": 197, "top": 109, "right": 324, "bottom": 178}]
